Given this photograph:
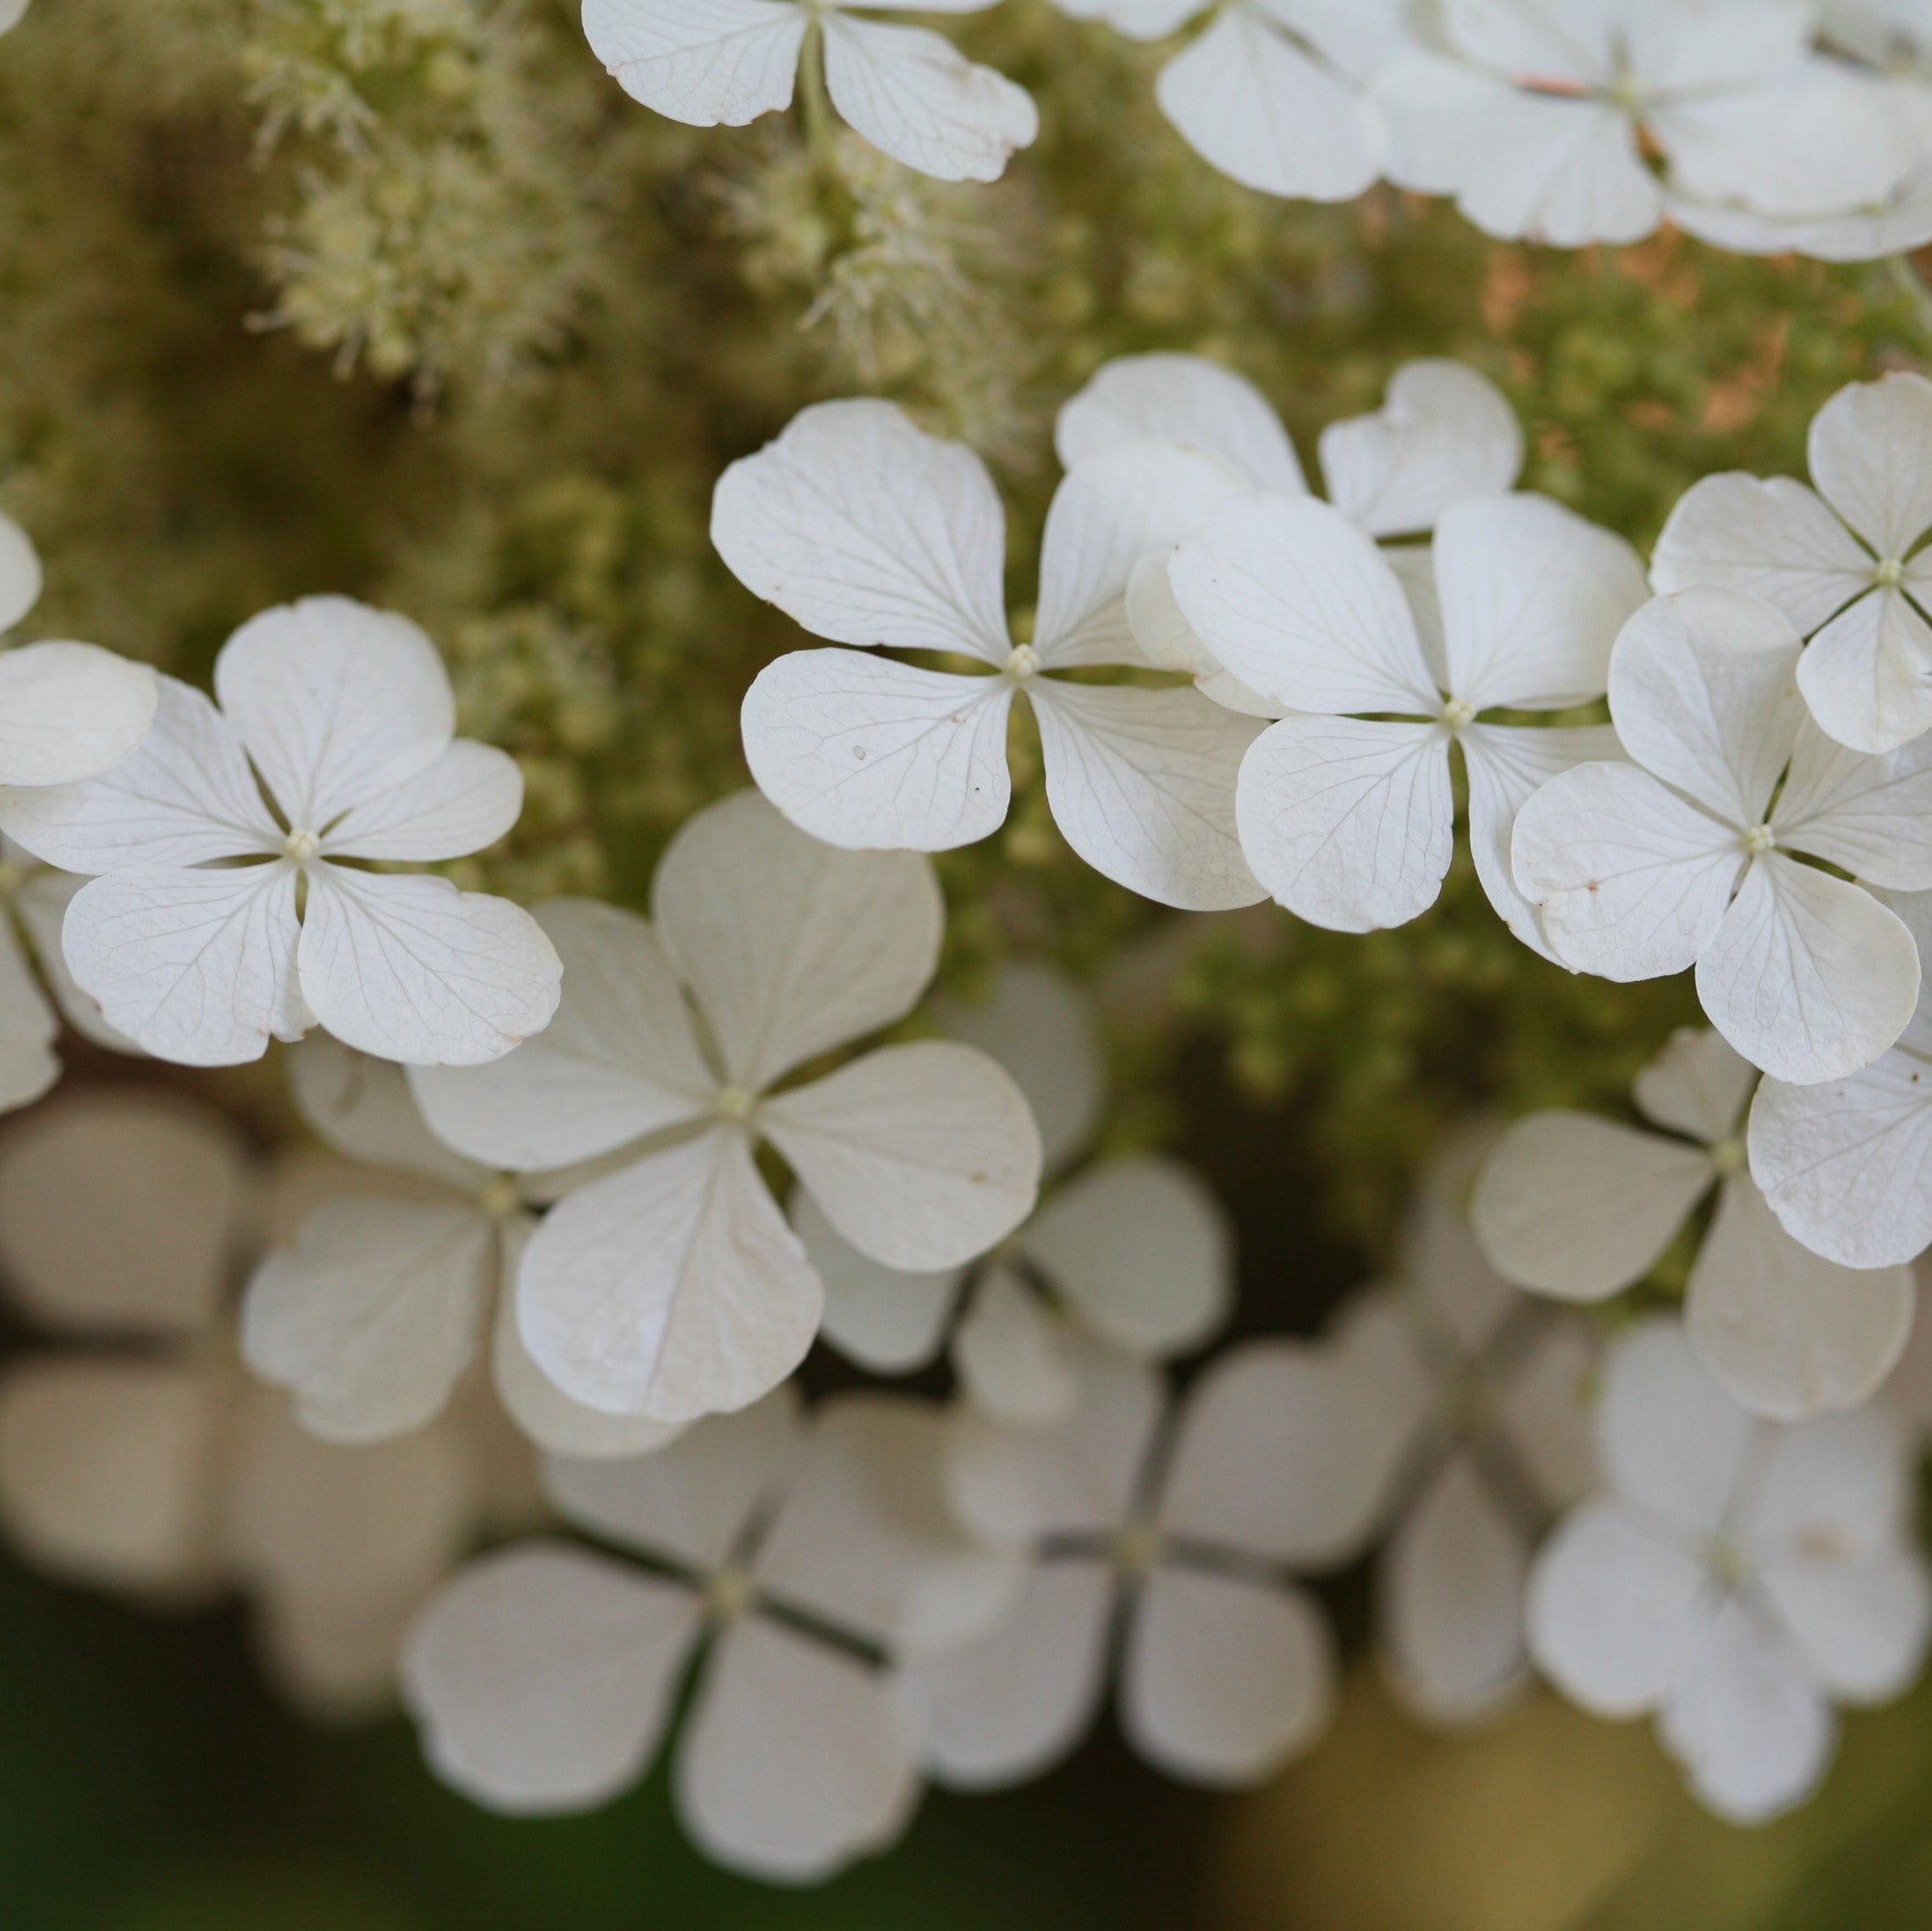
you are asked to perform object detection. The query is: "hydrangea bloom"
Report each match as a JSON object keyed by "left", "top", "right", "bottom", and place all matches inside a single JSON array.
[
  {"left": 1370, "top": 0, "right": 1922, "bottom": 250},
  {"left": 1475, "top": 1028, "right": 1913, "bottom": 1420},
  {"left": 1653, "top": 375, "right": 1932, "bottom": 756},
  {"left": 580, "top": 0, "right": 1037, "bottom": 182},
  {"left": 0, "top": 596, "right": 562, "bottom": 1069},
  {"left": 1528, "top": 1319, "right": 1932, "bottom": 1824},
  {"left": 403, "top": 1389, "right": 1009, "bottom": 1881},
  {"left": 899, "top": 1337, "right": 1377, "bottom": 1788},
  {"left": 412, "top": 790, "right": 1042, "bottom": 1425},
  {"left": 1513, "top": 590, "right": 1932, "bottom": 1085},
  {"left": 243, "top": 1038, "right": 680, "bottom": 1458},
  {"left": 716, "top": 400, "right": 1268, "bottom": 910},
  {"left": 800, "top": 962, "right": 1232, "bottom": 1420},
  {"left": 1166, "top": 489, "right": 1647, "bottom": 945}
]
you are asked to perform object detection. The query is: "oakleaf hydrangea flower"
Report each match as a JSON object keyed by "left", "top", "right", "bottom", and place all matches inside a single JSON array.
[
  {"left": 1528, "top": 1319, "right": 1932, "bottom": 1825},
  {"left": 403, "top": 1389, "right": 1009, "bottom": 1881},
  {"left": 1653, "top": 374, "right": 1932, "bottom": 755},
  {"left": 1371, "top": 0, "right": 1922, "bottom": 250},
  {"left": 0, "top": 595, "right": 563, "bottom": 1069},
  {"left": 899, "top": 1337, "right": 1376, "bottom": 1788},
  {"left": 1511, "top": 589, "right": 1932, "bottom": 1086},
  {"left": 1474, "top": 1028, "right": 1913, "bottom": 1421},
  {"left": 411, "top": 791, "right": 1043, "bottom": 1426},
  {"left": 580, "top": 0, "right": 1037, "bottom": 182},
  {"left": 716, "top": 400, "right": 1267, "bottom": 911},
  {"left": 1167, "top": 490, "right": 1647, "bottom": 944},
  {"left": 799, "top": 962, "right": 1232, "bottom": 1420}
]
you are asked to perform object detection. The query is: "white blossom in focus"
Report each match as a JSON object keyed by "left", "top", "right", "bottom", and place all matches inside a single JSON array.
[
  {"left": 799, "top": 961, "right": 1232, "bottom": 1420},
  {"left": 411, "top": 790, "right": 1042, "bottom": 1427},
  {"left": 1476, "top": 1028, "right": 1913, "bottom": 1420},
  {"left": 1653, "top": 375, "right": 1932, "bottom": 755},
  {"left": 580, "top": 0, "right": 1037, "bottom": 182},
  {"left": 716, "top": 400, "right": 1269, "bottom": 910},
  {"left": 0, "top": 596, "right": 562, "bottom": 1069},
  {"left": 1528, "top": 1319, "right": 1932, "bottom": 1825},
  {"left": 1513, "top": 590, "right": 1932, "bottom": 1085}
]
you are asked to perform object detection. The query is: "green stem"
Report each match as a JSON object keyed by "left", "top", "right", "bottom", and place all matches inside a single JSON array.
[
  {"left": 798, "top": 22, "right": 835, "bottom": 166},
  {"left": 1887, "top": 253, "right": 1932, "bottom": 340}
]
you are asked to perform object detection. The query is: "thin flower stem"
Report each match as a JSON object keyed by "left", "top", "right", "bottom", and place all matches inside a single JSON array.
[
  {"left": 1887, "top": 253, "right": 1932, "bottom": 341},
  {"left": 798, "top": 24, "right": 836, "bottom": 166}
]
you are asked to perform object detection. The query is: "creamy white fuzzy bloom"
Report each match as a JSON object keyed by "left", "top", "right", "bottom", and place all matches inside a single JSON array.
[
  {"left": 1475, "top": 1028, "right": 1913, "bottom": 1420},
  {"left": 580, "top": 0, "right": 1036, "bottom": 182},
  {"left": 1528, "top": 1319, "right": 1932, "bottom": 1825},
  {"left": 0, "top": 5, "right": 26, "bottom": 42}
]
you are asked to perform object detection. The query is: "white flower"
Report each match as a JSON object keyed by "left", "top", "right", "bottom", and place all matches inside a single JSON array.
[
  {"left": 243, "top": 1036, "right": 682, "bottom": 1459},
  {"left": 580, "top": 0, "right": 1037, "bottom": 182},
  {"left": 1050, "top": 0, "right": 1408, "bottom": 201},
  {"left": 1332, "top": 1135, "right": 1598, "bottom": 1726},
  {"left": 1371, "top": 0, "right": 1922, "bottom": 249},
  {"left": 411, "top": 790, "right": 1042, "bottom": 1426},
  {"left": 1511, "top": 589, "right": 1932, "bottom": 1086},
  {"left": 1166, "top": 488, "right": 1647, "bottom": 944},
  {"left": 1474, "top": 1028, "right": 1913, "bottom": 1420},
  {"left": 1653, "top": 374, "right": 1932, "bottom": 755},
  {"left": 403, "top": 1389, "right": 1006, "bottom": 1881},
  {"left": 0, "top": 596, "right": 562, "bottom": 1069},
  {"left": 1528, "top": 1319, "right": 1932, "bottom": 1825},
  {"left": 899, "top": 1336, "right": 1376, "bottom": 1788},
  {"left": 716, "top": 399, "right": 1268, "bottom": 910},
  {"left": 0, "top": 3, "right": 26, "bottom": 35},
  {"left": 0, "top": 1087, "right": 513, "bottom": 1717},
  {"left": 799, "top": 962, "right": 1232, "bottom": 1420}
]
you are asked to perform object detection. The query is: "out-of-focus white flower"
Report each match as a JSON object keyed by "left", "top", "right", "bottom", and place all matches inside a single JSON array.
[
  {"left": 404, "top": 1388, "right": 1007, "bottom": 1881},
  {"left": 717, "top": 400, "right": 1269, "bottom": 910},
  {"left": 1528, "top": 1319, "right": 1932, "bottom": 1825},
  {"left": 1476, "top": 1029, "right": 1912, "bottom": 1420},
  {"left": 0, "top": 3, "right": 27, "bottom": 37},
  {"left": 899, "top": 1336, "right": 1375, "bottom": 1789},
  {"left": 800, "top": 961, "right": 1232, "bottom": 1422},
  {"left": 0, "top": 596, "right": 562, "bottom": 1069},
  {"left": 1513, "top": 590, "right": 1932, "bottom": 1085},
  {"left": 243, "top": 1037, "right": 681, "bottom": 1460},
  {"left": 1653, "top": 376, "right": 1932, "bottom": 756},
  {"left": 580, "top": 0, "right": 1037, "bottom": 182},
  {"left": 412, "top": 790, "right": 1042, "bottom": 1427},
  {"left": 1371, "top": 0, "right": 1923, "bottom": 250},
  {"left": 1168, "top": 488, "right": 1647, "bottom": 946}
]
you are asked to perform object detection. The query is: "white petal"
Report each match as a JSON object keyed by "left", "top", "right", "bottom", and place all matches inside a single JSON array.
[
  {"left": 1497, "top": 1319, "right": 1599, "bottom": 1510},
  {"left": 580, "top": 0, "right": 806, "bottom": 127},
  {"left": 953, "top": 1262, "right": 1076, "bottom": 1425},
  {"left": 1169, "top": 495, "right": 1438, "bottom": 714},
  {"left": 1237, "top": 716, "right": 1452, "bottom": 932},
  {"left": 298, "top": 866, "right": 562, "bottom": 1068},
  {"left": 409, "top": 899, "right": 712, "bottom": 1172},
  {"left": 1379, "top": 1455, "right": 1531, "bottom": 1726},
  {"left": 258, "top": 1589, "right": 421, "bottom": 1722},
  {"left": 1054, "top": 355, "right": 1303, "bottom": 494},
  {"left": 1032, "top": 680, "right": 1265, "bottom": 911},
  {"left": 742, "top": 649, "right": 1013, "bottom": 854},
  {"left": 1511, "top": 761, "right": 1742, "bottom": 982},
  {"left": 1470, "top": 1111, "right": 1712, "bottom": 1303},
  {"left": 1123, "top": 1568, "right": 1333, "bottom": 1785},
  {"left": 1761, "top": 1550, "right": 1932, "bottom": 1705},
  {"left": 794, "top": 1187, "right": 960, "bottom": 1374},
  {"left": 0, "top": 676, "right": 279, "bottom": 872},
  {"left": 1526, "top": 1500, "right": 1708, "bottom": 1716},
  {"left": 0, "top": 512, "right": 40, "bottom": 632},
  {"left": 0, "top": 911, "right": 58, "bottom": 1112},
  {"left": 1633, "top": 1024, "right": 1758, "bottom": 1142},
  {"left": 63, "top": 864, "right": 305, "bottom": 1066},
  {"left": 289, "top": 1034, "right": 483, "bottom": 1188},
  {"left": 1695, "top": 855, "right": 1919, "bottom": 1085},
  {"left": 1021, "top": 1154, "right": 1231, "bottom": 1362},
  {"left": 654, "top": 789, "right": 944, "bottom": 1089},
  {"left": 763, "top": 1040, "right": 1041, "bottom": 1271},
  {"left": 711, "top": 399, "right": 1009, "bottom": 663},
  {"left": 1796, "top": 590, "right": 1932, "bottom": 756},
  {"left": 1440, "top": 0, "right": 1617, "bottom": 81},
  {"left": 1319, "top": 360, "right": 1525, "bottom": 540},
  {"left": 677, "top": 1618, "right": 919, "bottom": 1881},
  {"left": 241, "top": 1198, "right": 493, "bottom": 1442},
  {"left": 519, "top": 1130, "right": 820, "bottom": 1422},
  {"left": 403, "top": 1543, "right": 699, "bottom": 1814},
  {"left": 323, "top": 741, "right": 524, "bottom": 864},
  {"left": 1434, "top": 494, "right": 1647, "bottom": 712},
  {"left": 14, "top": 867, "right": 138, "bottom": 1053},
  {"left": 0, "top": 643, "right": 158, "bottom": 789},
  {"left": 1155, "top": 10, "right": 1379, "bottom": 204},
  {"left": 1809, "top": 371, "right": 1932, "bottom": 560},
  {"left": 214, "top": 597, "right": 453, "bottom": 833},
  {"left": 1650, "top": 475, "right": 1871, "bottom": 634},
  {"left": 1401, "top": 1131, "right": 1518, "bottom": 1355}
]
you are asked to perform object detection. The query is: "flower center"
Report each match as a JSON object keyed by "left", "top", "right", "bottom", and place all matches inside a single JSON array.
[
  {"left": 1741, "top": 823, "right": 1776, "bottom": 857},
  {"left": 282, "top": 828, "right": 320, "bottom": 864},
  {"left": 478, "top": 1175, "right": 522, "bottom": 1219},
  {"left": 705, "top": 1564, "right": 756, "bottom": 1622},
  {"left": 1877, "top": 557, "right": 1907, "bottom": 590},
  {"left": 1004, "top": 643, "right": 1041, "bottom": 682},
  {"left": 1707, "top": 1534, "right": 1750, "bottom": 1588},
  {"left": 716, "top": 1085, "right": 756, "bottom": 1122},
  {"left": 1709, "top": 1135, "right": 1745, "bottom": 1176},
  {"left": 1607, "top": 71, "right": 1646, "bottom": 116},
  {"left": 1112, "top": 1516, "right": 1165, "bottom": 1575},
  {"left": 1440, "top": 695, "right": 1477, "bottom": 732}
]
